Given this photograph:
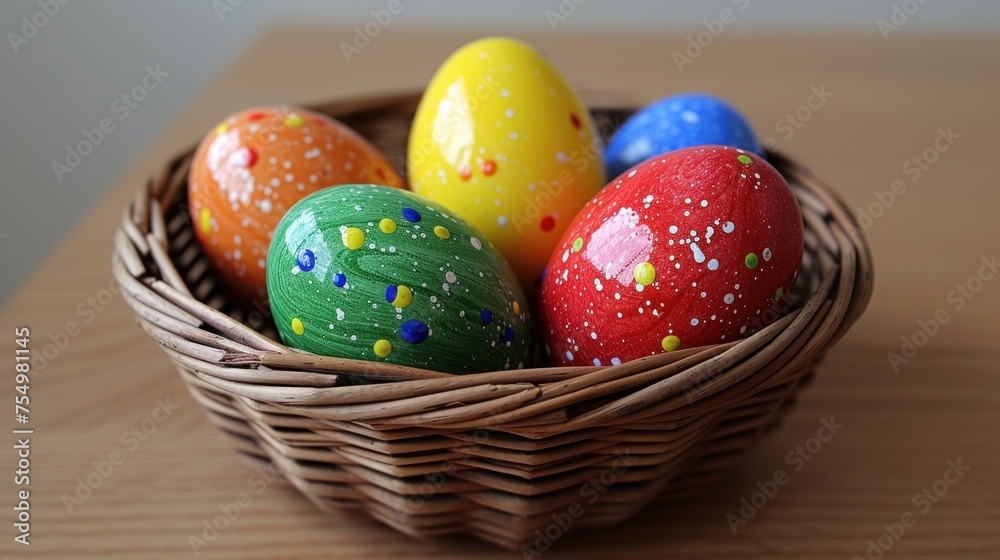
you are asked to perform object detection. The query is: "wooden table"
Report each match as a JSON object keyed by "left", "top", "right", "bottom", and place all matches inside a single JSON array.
[{"left": 2, "top": 28, "right": 998, "bottom": 559}]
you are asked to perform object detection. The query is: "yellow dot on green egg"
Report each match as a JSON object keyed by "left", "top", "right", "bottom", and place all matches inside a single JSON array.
[
  {"left": 513, "top": 301, "right": 521, "bottom": 315},
  {"left": 661, "top": 335, "right": 681, "bottom": 352},
  {"left": 633, "top": 262, "right": 656, "bottom": 286},
  {"left": 572, "top": 237, "right": 584, "bottom": 252},
  {"left": 737, "top": 154, "right": 753, "bottom": 165},
  {"left": 215, "top": 122, "right": 229, "bottom": 135},
  {"left": 199, "top": 207, "right": 212, "bottom": 235},
  {"left": 342, "top": 227, "right": 365, "bottom": 250},
  {"left": 433, "top": 225, "right": 451, "bottom": 239},
  {"left": 284, "top": 113, "right": 305, "bottom": 127},
  {"left": 291, "top": 318, "right": 305, "bottom": 336},
  {"left": 391, "top": 285, "right": 413, "bottom": 308},
  {"left": 374, "top": 339, "right": 392, "bottom": 358},
  {"left": 379, "top": 218, "right": 397, "bottom": 234}
]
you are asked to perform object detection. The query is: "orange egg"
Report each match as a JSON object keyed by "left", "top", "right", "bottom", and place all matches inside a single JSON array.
[{"left": 188, "top": 106, "right": 404, "bottom": 304}]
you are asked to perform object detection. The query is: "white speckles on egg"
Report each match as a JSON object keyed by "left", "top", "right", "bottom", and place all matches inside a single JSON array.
[
  {"left": 724, "top": 293, "right": 735, "bottom": 304},
  {"left": 723, "top": 221, "right": 735, "bottom": 233},
  {"left": 708, "top": 259, "right": 719, "bottom": 270},
  {"left": 690, "top": 242, "right": 705, "bottom": 263}
]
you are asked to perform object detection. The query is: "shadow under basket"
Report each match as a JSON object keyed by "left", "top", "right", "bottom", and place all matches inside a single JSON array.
[{"left": 113, "top": 94, "right": 873, "bottom": 549}]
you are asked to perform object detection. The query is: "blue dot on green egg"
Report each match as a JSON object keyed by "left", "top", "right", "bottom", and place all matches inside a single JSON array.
[
  {"left": 385, "top": 284, "right": 398, "bottom": 303},
  {"left": 481, "top": 308, "right": 494, "bottom": 325},
  {"left": 296, "top": 248, "right": 315, "bottom": 271},
  {"left": 400, "top": 319, "right": 429, "bottom": 343},
  {"left": 402, "top": 207, "right": 421, "bottom": 223},
  {"left": 503, "top": 327, "right": 514, "bottom": 343},
  {"left": 332, "top": 272, "right": 347, "bottom": 287}
]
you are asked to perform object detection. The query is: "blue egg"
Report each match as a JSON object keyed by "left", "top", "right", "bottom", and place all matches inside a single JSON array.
[{"left": 605, "top": 93, "right": 763, "bottom": 179}]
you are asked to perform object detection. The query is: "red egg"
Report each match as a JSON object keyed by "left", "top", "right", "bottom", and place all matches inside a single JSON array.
[
  {"left": 539, "top": 146, "right": 804, "bottom": 367},
  {"left": 188, "top": 106, "right": 404, "bottom": 304}
]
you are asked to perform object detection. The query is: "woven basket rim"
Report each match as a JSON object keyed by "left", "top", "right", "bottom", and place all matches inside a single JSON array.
[{"left": 112, "top": 93, "right": 873, "bottom": 432}]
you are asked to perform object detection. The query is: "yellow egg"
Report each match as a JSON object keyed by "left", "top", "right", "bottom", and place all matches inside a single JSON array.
[{"left": 408, "top": 37, "right": 605, "bottom": 291}]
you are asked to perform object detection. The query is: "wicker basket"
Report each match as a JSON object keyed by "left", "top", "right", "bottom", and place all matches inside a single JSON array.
[{"left": 113, "top": 94, "right": 873, "bottom": 549}]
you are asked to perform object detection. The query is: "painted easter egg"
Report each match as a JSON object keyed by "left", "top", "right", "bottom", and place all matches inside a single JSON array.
[
  {"left": 266, "top": 184, "right": 533, "bottom": 374},
  {"left": 408, "top": 36, "right": 606, "bottom": 292},
  {"left": 188, "top": 105, "right": 404, "bottom": 304},
  {"left": 539, "top": 146, "right": 803, "bottom": 367},
  {"left": 604, "top": 93, "right": 763, "bottom": 179}
]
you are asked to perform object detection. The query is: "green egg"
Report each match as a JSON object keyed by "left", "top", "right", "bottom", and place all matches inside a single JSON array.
[{"left": 266, "top": 184, "right": 533, "bottom": 374}]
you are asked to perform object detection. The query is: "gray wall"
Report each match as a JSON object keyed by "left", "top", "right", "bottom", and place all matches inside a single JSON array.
[{"left": 2, "top": 0, "right": 998, "bottom": 305}]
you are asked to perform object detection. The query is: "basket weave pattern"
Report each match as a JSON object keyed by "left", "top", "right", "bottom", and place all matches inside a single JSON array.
[{"left": 113, "top": 96, "right": 873, "bottom": 549}]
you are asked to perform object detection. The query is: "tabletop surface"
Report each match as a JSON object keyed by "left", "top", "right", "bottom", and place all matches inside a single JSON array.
[{"left": 2, "top": 28, "right": 998, "bottom": 559}]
